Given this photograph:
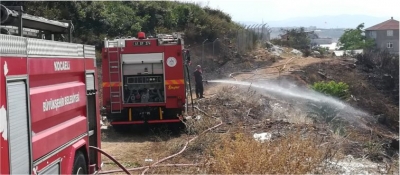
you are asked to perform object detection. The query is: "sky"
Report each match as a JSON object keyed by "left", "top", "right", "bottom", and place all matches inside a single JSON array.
[{"left": 175, "top": 0, "right": 400, "bottom": 23}]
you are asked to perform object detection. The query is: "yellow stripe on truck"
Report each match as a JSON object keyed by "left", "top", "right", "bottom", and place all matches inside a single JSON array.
[
  {"left": 159, "top": 107, "right": 162, "bottom": 120},
  {"left": 102, "top": 82, "right": 122, "bottom": 87},
  {"left": 129, "top": 108, "right": 132, "bottom": 121},
  {"left": 165, "top": 79, "right": 184, "bottom": 85}
]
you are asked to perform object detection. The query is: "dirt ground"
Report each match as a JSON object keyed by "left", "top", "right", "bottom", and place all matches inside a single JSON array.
[{"left": 98, "top": 47, "right": 399, "bottom": 174}]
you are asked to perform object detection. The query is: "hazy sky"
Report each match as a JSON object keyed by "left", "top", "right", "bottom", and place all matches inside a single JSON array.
[{"left": 176, "top": 0, "right": 399, "bottom": 22}]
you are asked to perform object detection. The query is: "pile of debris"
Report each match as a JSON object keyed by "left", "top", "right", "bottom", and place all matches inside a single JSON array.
[
  {"left": 265, "top": 41, "right": 304, "bottom": 57},
  {"left": 265, "top": 41, "right": 284, "bottom": 57}
]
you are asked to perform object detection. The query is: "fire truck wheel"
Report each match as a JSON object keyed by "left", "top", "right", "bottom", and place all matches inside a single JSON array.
[{"left": 72, "top": 151, "right": 88, "bottom": 175}]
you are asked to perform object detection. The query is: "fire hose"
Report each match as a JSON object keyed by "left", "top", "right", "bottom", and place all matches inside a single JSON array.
[
  {"left": 89, "top": 146, "right": 131, "bottom": 174},
  {"left": 92, "top": 106, "right": 222, "bottom": 174},
  {"left": 140, "top": 107, "right": 222, "bottom": 175}
]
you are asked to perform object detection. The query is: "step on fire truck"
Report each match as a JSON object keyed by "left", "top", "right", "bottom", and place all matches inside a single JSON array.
[
  {"left": 0, "top": 5, "right": 102, "bottom": 174},
  {"left": 102, "top": 32, "right": 193, "bottom": 131}
]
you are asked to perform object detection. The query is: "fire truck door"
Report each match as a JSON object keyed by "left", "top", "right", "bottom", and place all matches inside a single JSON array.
[
  {"left": 6, "top": 80, "right": 32, "bottom": 174},
  {"left": 85, "top": 73, "right": 98, "bottom": 166}
]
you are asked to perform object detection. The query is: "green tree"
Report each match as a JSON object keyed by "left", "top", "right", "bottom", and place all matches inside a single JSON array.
[
  {"left": 280, "top": 27, "right": 311, "bottom": 50},
  {"left": 338, "top": 23, "right": 375, "bottom": 50},
  {"left": 0, "top": 1, "right": 243, "bottom": 52}
]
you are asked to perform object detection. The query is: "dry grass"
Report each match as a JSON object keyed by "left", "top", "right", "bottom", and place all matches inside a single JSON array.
[
  {"left": 383, "top": 155, "right": 400, "bottom": 174},
  {"left": 182, "top": 114, "right": 220, "bottom": 135},
  {"left": 193, "top": 84, "right": 395, "bottom": 174},
  {"left": 204, "top": 130, "right": 336, "bottom": 174},
  {"left": 189, "top": 84, "right": 340, "bottom": 174}
]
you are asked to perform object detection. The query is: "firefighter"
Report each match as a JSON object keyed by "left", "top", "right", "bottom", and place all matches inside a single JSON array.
[{"left": 193, "top": 65, "right": 204, "bottom": 98}]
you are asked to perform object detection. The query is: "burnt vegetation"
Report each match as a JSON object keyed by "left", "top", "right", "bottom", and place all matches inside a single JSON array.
[
  {"left": 356, "top": 50, "right": 399, "bottom": 99},
  {"left": 355, "top": 50, "right": 399, "bottom": 128}
]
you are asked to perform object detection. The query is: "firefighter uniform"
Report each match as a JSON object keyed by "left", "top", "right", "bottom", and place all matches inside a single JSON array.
[{"left": 193, "top": 65, "right": 204, "bottom": 98}]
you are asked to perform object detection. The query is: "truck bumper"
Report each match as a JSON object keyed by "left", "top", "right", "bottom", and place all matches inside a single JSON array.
[{"left": 110, "top": 119, "right": 182, "bottom": 125}]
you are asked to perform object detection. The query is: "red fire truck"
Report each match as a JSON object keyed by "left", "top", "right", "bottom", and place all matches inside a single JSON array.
[
  {"left": 101, "top": 32, "right": 192, "bottom": 131},
  {"left": 0, "top": 5, "right": 101, "bottom": 174}
]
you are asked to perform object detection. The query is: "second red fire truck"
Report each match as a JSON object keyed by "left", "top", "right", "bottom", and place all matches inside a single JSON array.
[{"left": 101, "top": 32, "right": 192, "bottom": 131}]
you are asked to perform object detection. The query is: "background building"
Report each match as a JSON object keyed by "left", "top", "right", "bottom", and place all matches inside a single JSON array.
[{"left": 365, "top": 17, "right": 399, "bottom": 54}]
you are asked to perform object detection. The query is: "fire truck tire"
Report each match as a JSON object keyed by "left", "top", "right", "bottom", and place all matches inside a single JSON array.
[{"left": 72, "top": 151, "right": 88, "bottom": 175}]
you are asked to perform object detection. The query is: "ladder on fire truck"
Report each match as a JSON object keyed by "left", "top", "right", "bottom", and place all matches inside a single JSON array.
[{"left": 107, "top": 40, "right": 122, "bottom": 113}]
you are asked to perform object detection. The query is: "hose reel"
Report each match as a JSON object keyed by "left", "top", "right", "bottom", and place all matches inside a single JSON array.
[{"left": 0, "top": 5, "right": 20, "bottom": 25}]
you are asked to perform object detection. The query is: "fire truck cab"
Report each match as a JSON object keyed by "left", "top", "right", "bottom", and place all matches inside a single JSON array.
[
  {"left": 102, "top": 32, "right": 191, "bottom": 130},
  {"left": 0, "top": 5, "right": 101, "bottom": 174}
]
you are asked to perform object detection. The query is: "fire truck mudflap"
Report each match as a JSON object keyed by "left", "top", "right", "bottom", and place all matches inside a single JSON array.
[{"left": 102, "top": 32, "right": 188, "bottom": 130}]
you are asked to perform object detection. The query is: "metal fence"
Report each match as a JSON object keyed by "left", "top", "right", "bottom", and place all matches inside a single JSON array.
[
  {"left": 236, "top": 24, "right": 271, "bottom": 54},
  {"left": 187, "top": 23, "right": 271, "bottom": 64},
  {"left": 183, "top": 24, "right": 271, "bottom": 80}
]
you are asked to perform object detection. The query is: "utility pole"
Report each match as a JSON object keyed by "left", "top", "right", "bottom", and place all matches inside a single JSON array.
[{"left": 212, "top": 38, "right": 219, "bottom": 57}]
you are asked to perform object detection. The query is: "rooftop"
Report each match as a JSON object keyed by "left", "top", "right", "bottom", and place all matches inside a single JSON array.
[{"left": 365, "top": 17, "right": 399, "bottom": 31}]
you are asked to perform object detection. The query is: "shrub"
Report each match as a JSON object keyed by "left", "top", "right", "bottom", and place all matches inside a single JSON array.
[
  {"left": 303, "top": 49, "right": 311, "bottom": 57},
  {"left": 278, "top": 28, "right": 310, "bottom": 49},
  {"left": 270, "top": 38, "right": 283, "bottom": 46},
  {"left": 311, "top": 81, "right": 350, "bottom": 100},
  {"left": 313, "top": 46, "right": 328, "bottom": 56}
]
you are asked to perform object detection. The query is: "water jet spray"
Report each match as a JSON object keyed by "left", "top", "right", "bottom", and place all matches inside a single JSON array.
[{"left": 206, "top": 79, "right": 373, "bottom": 130}]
